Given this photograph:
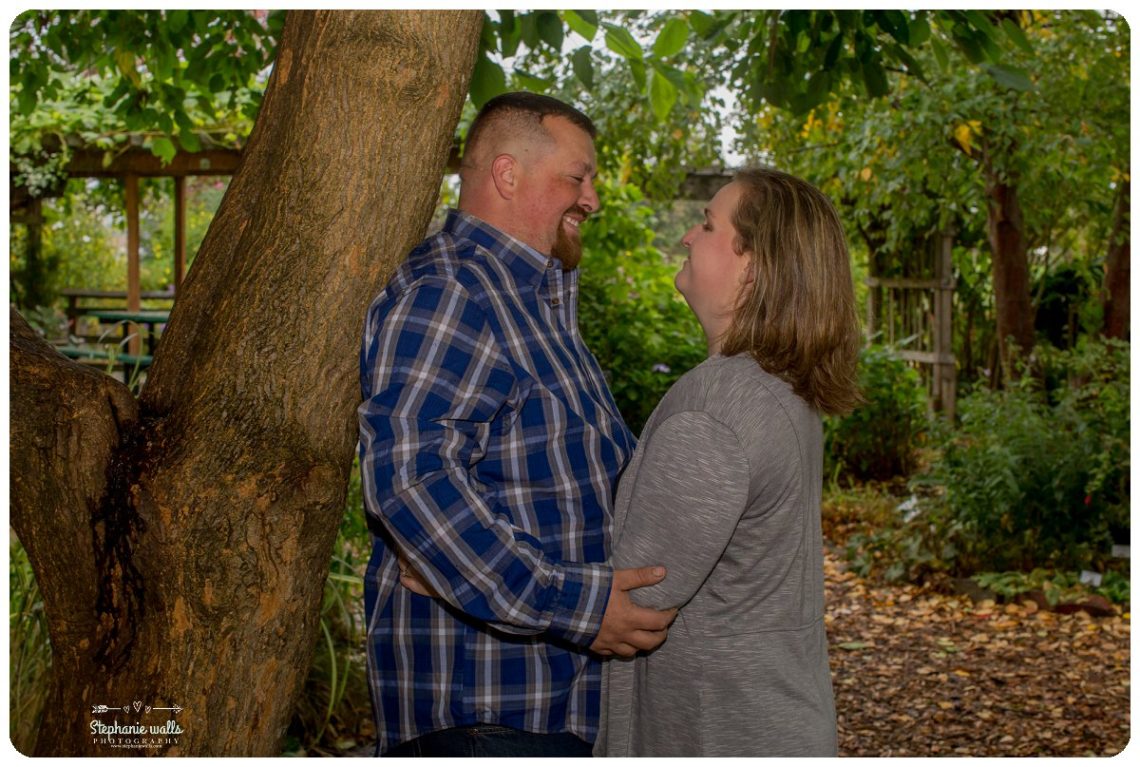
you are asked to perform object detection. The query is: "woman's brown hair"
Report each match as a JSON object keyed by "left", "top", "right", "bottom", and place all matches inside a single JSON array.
[{"left": 719, "top": 167, "right": 862, "bottom": 416}]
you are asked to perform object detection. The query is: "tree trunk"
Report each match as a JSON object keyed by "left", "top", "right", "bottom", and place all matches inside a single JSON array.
[
  {"left": 9, "top": 10, "right": 482, "bottom": 756},
  {"left": 983, "top": 149, "right": 1035, "bottom": 377},
  {"left": 1102, "top": 175, "right": 1129, "bottom": 339}
]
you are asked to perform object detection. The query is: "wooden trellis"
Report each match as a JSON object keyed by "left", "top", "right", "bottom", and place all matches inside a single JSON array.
[{"left": 866, "top": 232, "right": 957, "bottom": 420}]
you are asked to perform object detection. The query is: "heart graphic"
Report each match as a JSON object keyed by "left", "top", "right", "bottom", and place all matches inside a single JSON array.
[
  {"left": 133, "top": 701, "right": 142, "bottom": 712},
  {"left": 145, "top": 705, "right": 153, "bottom": 714},
  {"left": 122, "top": 705, "right": 130, "bottom": 714}
]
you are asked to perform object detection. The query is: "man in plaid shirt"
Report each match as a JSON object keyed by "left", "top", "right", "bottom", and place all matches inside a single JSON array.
[{"left": 358, "top": 93, "right": 677, "bottom": 757}]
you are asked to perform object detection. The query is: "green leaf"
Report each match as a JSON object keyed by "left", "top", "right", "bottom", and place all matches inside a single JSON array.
[
  {"left": 629, "top": 59, "right": 647, "bottom": 91},
  {"left": 469, "top": 54, "right": 506, "bottom": 109},
  {"left": 964, "top": 10, "right": 1000, "bottom": 43},
  {"left": 648, "top": 66, "right": 677, "bottom": 121},
  {"left": 985, "top": 63, "right": 1033, "bottom": 91},
  {"left": 17, "top": 86, "right": 37, "bottom": 117},
  {"left": 519, "top": 12, "right": 539, "bottom": 50},
  {"left": 167, "top": 9, "right": 188, "bottom": 34},
  {"left": 839, "top": 641, "right": 871, "bottom": 651},
  {"left": 930, "top": 37, "right": 951, "bottom": 73},
  {"left": 952, "top": 26, "right": 988, "bottom": 64},
  {"left": 688, "top": 10, "right": 716, "bottom": 39},
  {"left": 571, "top": 45, "right": 594, "bottom": 90},
  {"left": 498, "top": 11, "right": 522, "bottom": 58},
  {"left": 536, "top": 11, "right": 563, "bottom": 51},
  {"left": 876, "top": 10, "right": 910, "bottom": 45},
  {"left": 604, "top": 23, "right": 643, "bottom": 61},
  {"left": 806, "top": 69, "right": 831, "bottom": 107},
  {"left": 889, "top": 43, "right": 926, "bottom": 82},
  {"left": 909, "top": 14, "right": 931, "bottom": 46},
  {"left": 563, "top": 10, "right": 598, "bottom": 41},
  {"left": 861, "top": 57, "right": 890, "bottom": 98},
  {"left": 151, "top": 136, "right": 176, "bottom": 164},
  {"left": 513, "top": 69, "right": 553, "bottom": 92},
  {"left": 177, "top": 129, "right": 200, "bottom": 153},
  {"left": 823, "top": 32, "right": 844, "bottom": 69},
  {"left": 652, "top": 17, "right": 689, "bottom": 59},
  {"left": 1001, "top": 17, "right": 1034, "bottom": 55},
  {"left": 479, "top": 15, "right": 498, "bottom": 50}
]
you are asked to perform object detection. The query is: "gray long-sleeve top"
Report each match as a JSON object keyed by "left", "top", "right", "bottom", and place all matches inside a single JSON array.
[{"left": 595, "top": 354, "right": 837, "bottom": 757}]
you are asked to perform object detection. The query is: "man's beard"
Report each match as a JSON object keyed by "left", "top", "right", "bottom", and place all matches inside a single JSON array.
[{"left": 552, "top": 210, "right": 586, "bottom": 270}]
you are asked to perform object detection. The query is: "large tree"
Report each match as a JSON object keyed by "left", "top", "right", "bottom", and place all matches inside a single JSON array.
[{"left": 9, "top": 10, "right": 482, "bottom": 756}]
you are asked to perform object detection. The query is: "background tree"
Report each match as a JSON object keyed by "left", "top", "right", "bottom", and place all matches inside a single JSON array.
[{"left": 731, "top": 10, "right": 1128, "bottom": 378}]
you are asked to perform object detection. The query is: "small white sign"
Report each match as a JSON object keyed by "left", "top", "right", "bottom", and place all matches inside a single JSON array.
[{"left": 1079, "top": 570, "right": 1103, "bottom": 587}]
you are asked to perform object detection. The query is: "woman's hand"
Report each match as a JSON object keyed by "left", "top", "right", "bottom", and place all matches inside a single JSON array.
[{"left": 398, "top": 556, "right": 439, "bottom": 598}]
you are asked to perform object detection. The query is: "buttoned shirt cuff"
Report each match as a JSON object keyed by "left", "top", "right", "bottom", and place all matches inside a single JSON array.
[{"left": 544, "top": 562, "right": 613, "bottom": 648}]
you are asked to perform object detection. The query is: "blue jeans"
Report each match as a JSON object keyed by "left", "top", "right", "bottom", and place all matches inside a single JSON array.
[{"left": 382, "top": 724, "right": 593, "bottom": 757}]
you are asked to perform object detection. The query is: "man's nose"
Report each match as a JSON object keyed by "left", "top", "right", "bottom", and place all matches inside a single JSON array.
[{"left": 580, "top": 181, "right": 600, "bottom": 214}]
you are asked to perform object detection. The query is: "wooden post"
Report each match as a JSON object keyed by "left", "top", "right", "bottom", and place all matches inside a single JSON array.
[
  {"left": 935, "top": 232, "right": 956, "bottom": 421},
  {"left": 126, "top": 173, "right": 141, "bottom": 356},
  {"left": 174, "top": 175, "right": 187, "bottom": 290}
]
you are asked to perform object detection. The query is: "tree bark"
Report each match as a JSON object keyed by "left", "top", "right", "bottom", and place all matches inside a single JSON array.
[
  {"left": 982, "top": 149, "right": 1035, "bottom": 376},
  {"left": 9, "top": 10, "right": 482, "bottom": 756},
  {"left": 1102, "top": 175, "right": 1129, "bottom": 339}
]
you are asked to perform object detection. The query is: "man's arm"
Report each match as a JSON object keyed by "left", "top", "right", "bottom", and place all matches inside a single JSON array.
[
  {"left": 398, "top": 555, "right": 676, "bottom": 656},
  {"left": 361, "top": 277, "right": 612, "bottom": 646}
]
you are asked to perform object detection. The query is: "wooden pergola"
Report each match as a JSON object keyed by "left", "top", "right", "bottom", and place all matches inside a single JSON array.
[{"left": 11, "top": 143, "right": 242, "bottom": 352}]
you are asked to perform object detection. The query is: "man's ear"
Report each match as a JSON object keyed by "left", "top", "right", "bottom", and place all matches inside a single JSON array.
[{"left": 490, "top": 154, "right": 517, "bottom": 200}]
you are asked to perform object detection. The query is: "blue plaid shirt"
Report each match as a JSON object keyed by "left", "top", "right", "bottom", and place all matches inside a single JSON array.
[{"left": 358, "top": 209, "right": 636, "bottom": 752}]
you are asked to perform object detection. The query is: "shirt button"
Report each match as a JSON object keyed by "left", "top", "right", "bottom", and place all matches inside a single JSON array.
[
  {"left": 551, "top": 297, "right": 561, "bottom": 306},
  {"left": 548, "top": 259, "right": 556, "bottom": 269}
]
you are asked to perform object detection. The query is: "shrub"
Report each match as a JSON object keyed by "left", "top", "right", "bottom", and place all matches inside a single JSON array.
[
  {"left": 825, "top": 344, "right": 929, "bottom": 482},
  {"left": 919, "top": 339, "right": 1129, "bottom": 573}
]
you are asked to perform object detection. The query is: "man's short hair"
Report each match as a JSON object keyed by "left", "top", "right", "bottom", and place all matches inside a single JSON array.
[{"left": 462, "top": 92, "right": 596, "bottom": 166}]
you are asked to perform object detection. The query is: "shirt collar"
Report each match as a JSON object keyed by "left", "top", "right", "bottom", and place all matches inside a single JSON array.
[{"left": 444, "top": 208, "right": 566, "bottom": 287}]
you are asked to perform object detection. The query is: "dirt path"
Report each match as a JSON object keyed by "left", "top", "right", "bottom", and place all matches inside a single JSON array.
[{"left": 824, "top": 550, "right": 1131, "bottom": 756}]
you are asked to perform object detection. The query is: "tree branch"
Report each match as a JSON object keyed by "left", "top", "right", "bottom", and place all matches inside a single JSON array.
[{"left": 8, "top": 307, "right": 139, "bottom": 668}]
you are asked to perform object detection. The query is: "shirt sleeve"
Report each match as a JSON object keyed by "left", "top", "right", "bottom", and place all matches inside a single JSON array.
[
  {"left": 358, "top": 277, "right": 611, "bottom": 646},
  {"left": 610, "top": 410, "right": 751, "bottom": 610}
]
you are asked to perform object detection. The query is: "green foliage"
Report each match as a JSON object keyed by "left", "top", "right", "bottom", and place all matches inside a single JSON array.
[
  {"left": 841, "top": 339, "right": 1129, "bottom": 586},
  {"left": 9, "top": 538, "right": 52, "bottom": 756},
  {"left": 973, "top": 568, "right": 1130, "bottom": 606},
  {"left": 844, "top": 502, "right": 962, "bottom": 584},
  {"left": 287, "top": 460, "right": 373, "bottom": 755},
  {"left": 9, "top": 176, "right": 228, "bottom": 311},
  {"left": 473, "top": 10, "right": 1020, "bottom": 126},
  {"left": 919, "top": 339, "right": 1129, "bottom": 573},
  {"left": 747, "top": 11, "right": 1128, "bottom": 383},
  {"left": 10, "top": 10, "right": 278, "bottom": 182},
  {"left": 825, "top": 344, "right": 930, "bottom": 482},
  {"left": 578, "top": 180, "right": 705, "bottom": 434}
]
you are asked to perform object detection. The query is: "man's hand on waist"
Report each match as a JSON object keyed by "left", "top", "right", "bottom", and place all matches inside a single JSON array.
[{"left": 589, "top": 566, "right": 677, "bottom": 658}]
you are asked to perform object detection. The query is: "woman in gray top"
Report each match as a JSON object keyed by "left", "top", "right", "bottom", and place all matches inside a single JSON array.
[{"left": 595, "top": 168, "right": 862, "bottom": 757}]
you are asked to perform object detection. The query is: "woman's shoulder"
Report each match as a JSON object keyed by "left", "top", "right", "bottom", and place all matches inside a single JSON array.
[
  {"left": 666, "top": 355, "right": 791, "bottom": 405},
  {"left": 652, "top": 355, "right": 815, "bottom": 436}
]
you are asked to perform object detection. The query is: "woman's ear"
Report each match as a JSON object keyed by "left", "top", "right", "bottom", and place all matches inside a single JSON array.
[
  {"left": 740, "top": 254, "right": 757, "bottom": 285},
  {"left": 490, "top": 153, "right": 516, "bottom": 200}
]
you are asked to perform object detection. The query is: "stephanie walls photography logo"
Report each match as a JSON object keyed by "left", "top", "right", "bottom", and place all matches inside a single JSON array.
[{"left": 89, "top": 700, "right": 184, "bottom": 750}]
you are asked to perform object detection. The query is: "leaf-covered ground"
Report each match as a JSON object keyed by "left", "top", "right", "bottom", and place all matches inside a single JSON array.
[{"left": 824, "top": 549, "right": 1131, "bottom": 757}]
